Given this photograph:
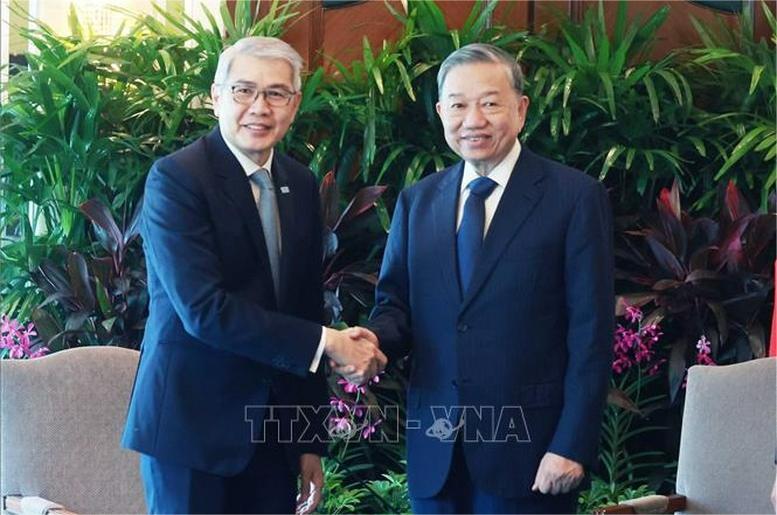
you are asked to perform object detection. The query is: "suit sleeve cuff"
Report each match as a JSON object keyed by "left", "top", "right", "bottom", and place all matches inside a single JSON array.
[{"left": 309, "top": 327, "right": 327, "bottom": 372}]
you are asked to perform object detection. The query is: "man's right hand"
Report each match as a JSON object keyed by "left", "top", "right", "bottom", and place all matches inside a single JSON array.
[{"left": 324, "top": 327, "right": 386, "bottom": 385}]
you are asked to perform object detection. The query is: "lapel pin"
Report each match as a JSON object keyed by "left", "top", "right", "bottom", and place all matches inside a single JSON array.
[{"left": 280, "top": 186, "right": 290, "bottom": 194}]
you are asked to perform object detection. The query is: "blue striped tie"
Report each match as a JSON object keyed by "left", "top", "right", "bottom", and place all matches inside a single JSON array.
[{"left": 457, "top": 176, "right": 497, "bottom": 294}]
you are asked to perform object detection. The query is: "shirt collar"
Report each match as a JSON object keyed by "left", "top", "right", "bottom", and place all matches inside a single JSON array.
[
  {"left": 461, "top": 138, "right": 522, "bottom": 192},
  {"left": 220, "top": 125, "right": 274, "bottom": 178}
]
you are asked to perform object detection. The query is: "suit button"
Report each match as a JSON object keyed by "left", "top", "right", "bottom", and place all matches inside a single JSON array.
[
  {"left": 451, "top": 379, "right": 458, "bottom": 388},
  {"left": 457, "top": 323, "right": 469, "bottom": 332}
]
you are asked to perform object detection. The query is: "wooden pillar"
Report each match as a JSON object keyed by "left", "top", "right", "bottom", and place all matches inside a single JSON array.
[{"left": 251, "top": 0, "right": 323, "bottom": 72}]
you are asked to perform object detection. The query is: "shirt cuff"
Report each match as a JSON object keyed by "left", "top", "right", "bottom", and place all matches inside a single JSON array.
[{"left": 309, "top": 327, "right": 327, "bottom": 373}]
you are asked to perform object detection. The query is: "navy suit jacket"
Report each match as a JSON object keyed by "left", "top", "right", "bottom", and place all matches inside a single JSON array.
[
  {"left": 122, "top": 127, "right": 328, "bottom": 476},
  {"left": 369, "top": 148, "right": 614, "bottom": 498}
]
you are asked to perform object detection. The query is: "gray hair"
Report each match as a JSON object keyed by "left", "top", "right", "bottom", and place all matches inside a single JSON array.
[
  {"left": 213, "top": 36, "right": 304, "bottom": 91},
  {"left": 437, "top": 43, "right": 524, "bottom": 97}
]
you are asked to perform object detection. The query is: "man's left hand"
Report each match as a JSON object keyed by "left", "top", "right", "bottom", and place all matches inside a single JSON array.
[
  {"left": 531, "top": 452, "right": 584, "bottom": 495},
  {"left": 297, "top": 453, "right": 324, "bottom": 514}
]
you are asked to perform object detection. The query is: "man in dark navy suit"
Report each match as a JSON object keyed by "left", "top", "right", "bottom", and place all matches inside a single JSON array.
[
  {"left": 122, "top": 37, "right": 386, "bottom": 514},
  {"left": 352, "top": 44, "right": 614, "bottom": 513}
]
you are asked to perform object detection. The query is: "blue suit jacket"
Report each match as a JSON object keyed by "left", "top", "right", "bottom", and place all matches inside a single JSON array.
[
  {"left": 369, "top": 148, "right": 614, "bottom": 498},
  {"left": 122, "top": 128, "right": 328, "bottom": 476}
]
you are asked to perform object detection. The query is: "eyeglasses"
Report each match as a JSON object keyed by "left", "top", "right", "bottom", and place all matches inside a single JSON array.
[{"left": 221, "top": 84, "right": 297, "bottom": 107}]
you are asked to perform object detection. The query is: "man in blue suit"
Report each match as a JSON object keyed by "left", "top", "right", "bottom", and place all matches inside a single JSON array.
[
  {"left": 122, "top": 37, "right": 386, "bottom": 514},
  {"left": 356, "top": 44, "right": 614, "bottom": 513}
]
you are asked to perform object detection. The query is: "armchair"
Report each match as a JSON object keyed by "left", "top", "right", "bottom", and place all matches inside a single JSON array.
[
  {"left": 1, "top": 346, "right": 145, "bottom": 514},
  {"left": 597, "top": 357, "right": 776, "bottom": 514}
]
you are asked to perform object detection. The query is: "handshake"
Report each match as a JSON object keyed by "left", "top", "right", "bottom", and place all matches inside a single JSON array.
[{"left": 324, "top": 327, "right": 386, "bottom": 385}]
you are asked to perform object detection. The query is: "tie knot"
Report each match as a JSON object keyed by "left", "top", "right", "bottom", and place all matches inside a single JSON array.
[
  {"left": 251, "top": 168, "right": 273, "bottom": 190},
  {"left": 468, "top": 176, "right": 497, "bottom": 199}
]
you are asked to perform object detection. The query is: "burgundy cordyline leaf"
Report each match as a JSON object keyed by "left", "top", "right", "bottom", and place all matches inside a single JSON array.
[
  {"left": 713, "top": 215, "right": 753, "bottom": 272},
  {"left": 656, "top": 181, "right": 686, "bottom": 257},
  {"left": 646, "top": 234, "right": 685, "bottom": 279},
  {"left": 80, "top": 199, "right": 123, "bottom": 253},
  {"left": 334, "top": 185, "right": 388, "bottom": 231},
  {"left": 67, "top": 251, "right": 95, "bottom": 312},
  {"left": 124, "top": 199, "right": 144, "bottom": 245},
  {"left": 724, "top": 180, "right": 750, "bottom": 223},
  {"left": 38, "top": 260, "right": 71, "bottom": 294},
  {"left": 319, "top": 171, "right": 340, "bottom": 229},
  {"left": 657, "top": 180, "right": 681, "bottom": 221},
  {"left": 742, "top": 215, "right": 777, "bottom": 270}
]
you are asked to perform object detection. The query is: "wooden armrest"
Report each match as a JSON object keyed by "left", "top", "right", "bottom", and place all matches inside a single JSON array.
[
  {"left": 595, "top": 494, "right": 687, "bottom": 514},
  {"left": 2, "top": 495, "right": 77, "bottom": 515}
]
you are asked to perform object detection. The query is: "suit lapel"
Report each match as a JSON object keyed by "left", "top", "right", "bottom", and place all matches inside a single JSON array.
[
  {"left": 431, "top": 163, "right": 465, "bottom": 303},
  {"left": 271, "top": 154, "right": 296, "bottom": 310},
  {"left": 207, "top": 128, "right": 277, "bottom": 305},
  {"left": 460, "top": 149, "right": 546, "bottom": 311}
]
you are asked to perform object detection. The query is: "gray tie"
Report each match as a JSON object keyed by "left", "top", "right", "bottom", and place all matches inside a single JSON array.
[{"left": 251, "top": 168, "right": 281, "bottom": 298}]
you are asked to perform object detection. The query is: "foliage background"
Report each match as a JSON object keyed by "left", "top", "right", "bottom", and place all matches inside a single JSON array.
[{"left": 1, "top": 1, "right": 774, "bottom": 512}]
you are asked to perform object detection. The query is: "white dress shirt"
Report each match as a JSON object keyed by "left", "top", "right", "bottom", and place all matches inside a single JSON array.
[
  {"left": 221, "top": 128, "right": 326, "bottom": 373},
  {"left": 456, "top": 139, "right": 522, "bottom": 236}
]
